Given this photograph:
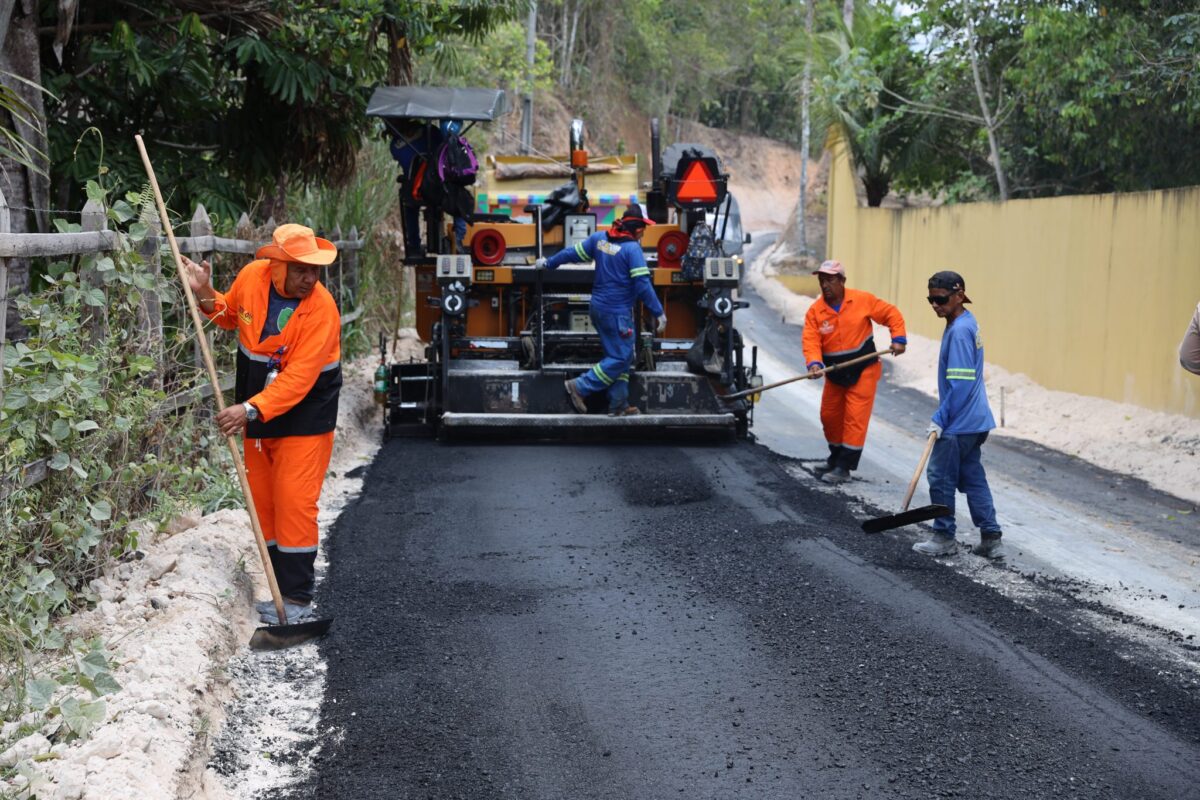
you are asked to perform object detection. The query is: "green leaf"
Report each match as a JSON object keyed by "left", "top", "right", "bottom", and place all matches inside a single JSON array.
[
  {"left": 85, "top": 180, "right": 105, "bottom": 203},
  {"left": 94, "top": 256, "right": 115, "bottom": 272},
  {"left": 79, "top": 649, "right": 108, "bottom": 680},
  {"left": 48, "top": 452, "right": 70, "bottom": 471},
  {"left": 74, "top": 420, "right": 99, "bottom": 432},
  {"left": 92, "top": 672, "right": 121, "bottom": 697},
  {"left": 127, "top": 222, "right": 149, "bottom": 242},
  {"left": 59, "top": 696, "right": 106, "bottom": 737},
  {"left": 50, "top": 418, "right": 71, "bottom": 441},
  {"left": 89, "top": 500, "right": 112, "bottom": 522},
  {"left": 82, "top": 287, "right": 106, "bottom": 306},
  {"left": 110, "top": 200, "right": 135, "bottom": 223},
  {"left": 25, "top": 678, "right": 58, "bottom": 710}
]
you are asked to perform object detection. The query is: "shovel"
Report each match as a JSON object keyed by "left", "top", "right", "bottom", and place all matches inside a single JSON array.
[
  {"left": 135, "top": 135, "right": 332, "bottom": 650},
  {"left": 723, "top": 350, "right": 890, "bottom": 402},
  {"left": 861, "top": 431, "right": 951, "bottom": 534}
]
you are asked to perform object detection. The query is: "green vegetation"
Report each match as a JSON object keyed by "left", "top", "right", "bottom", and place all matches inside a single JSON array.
[{"left": 0, "top": 178, "right": 238, "bottom": 731}]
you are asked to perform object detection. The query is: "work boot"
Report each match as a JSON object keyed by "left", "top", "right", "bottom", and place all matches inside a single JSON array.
[
  {"left": 821, "top": 467, "right": 851, "bottom": 484},
  {"left": 913, "top": 533, "right": 957, "bottom": 556},
  {"left": 564, "top": 379, "right": 588, "bottom": 413},
  {"left": 607, "top": 406, "right": 641, "bottom": 417},
  {"left": 972, "top": 532, "right": 1004, "bottom": 559},
  {"left": 259, "top": 600, "right": 315, "bottom": 626},
  {"left": 812, "top": 461, "right": 836, "bottom": 478},
  {"left": 255, "top": 597, "right": 308, "bottom": 615}
]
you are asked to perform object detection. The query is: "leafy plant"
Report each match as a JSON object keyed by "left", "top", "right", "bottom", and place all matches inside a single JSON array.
[{"left": 0, "top": 175, "right": 234, "bottom": 733}]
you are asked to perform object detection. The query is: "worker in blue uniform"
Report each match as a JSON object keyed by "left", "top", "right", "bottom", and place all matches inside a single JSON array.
[
  {"left": 913, "top": 270, "right": 1004, "bottom": 559},
  {"left": 536, "top": 203, "right": 667, "bottom": 416}
]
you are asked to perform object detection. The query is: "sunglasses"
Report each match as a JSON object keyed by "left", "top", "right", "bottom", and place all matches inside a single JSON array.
[{"left": 927, "top": 294, "right": 954, "bottom": 305}]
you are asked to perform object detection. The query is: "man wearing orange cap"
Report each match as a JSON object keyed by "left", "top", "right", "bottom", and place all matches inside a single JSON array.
[
  {"left": 181, "top": 224, "right": 342, "bottom": 624},
  {"left": 802, "top": 259, "right": 907, "bottom": 484}
]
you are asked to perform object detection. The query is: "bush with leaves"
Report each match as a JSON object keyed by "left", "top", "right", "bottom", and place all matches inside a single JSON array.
[{"left": 0, "top": 178, "right": 236, "bottom": 738}]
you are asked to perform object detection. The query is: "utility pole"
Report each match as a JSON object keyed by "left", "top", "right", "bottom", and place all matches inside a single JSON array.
[
  {"left": 795, "top": 0, "right": 814, "bottom": 256},
  {"left": 521, "top": 0, "right": 536, "bottom": 155}
]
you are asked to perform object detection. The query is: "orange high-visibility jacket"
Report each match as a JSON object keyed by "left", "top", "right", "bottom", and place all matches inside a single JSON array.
[
  {"left": 203, "top": 259, "right": 342, "bottom": 437},
  {"left": 802, "top": 288, "right": 906, "bottom": 385}
]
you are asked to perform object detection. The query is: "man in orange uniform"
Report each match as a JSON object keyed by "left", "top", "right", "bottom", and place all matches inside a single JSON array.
[
  {"left": 181, "top": 224, "right": 342, "bottom": 624},
  {"left": 802, "top": 260, "right": 907, "bottom": 484}
]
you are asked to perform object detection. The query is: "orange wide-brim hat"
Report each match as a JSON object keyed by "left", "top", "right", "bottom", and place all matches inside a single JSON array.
[{"left": 255, "top": 223, "right": 337, "bottom": 266}]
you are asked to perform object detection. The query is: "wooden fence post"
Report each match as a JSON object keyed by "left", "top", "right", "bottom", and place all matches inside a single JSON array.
[
  {"left": 347, "top": 225, "right": 360, "bottom": 309},
  {"left": 188, "top": 204, "right": 214, "bottom": 373},
  {"left": 79, "top": 198, "right": 108, "bottom": 344},
  {"left": 0, "top": 188, "right": 8, "bottom": 401},
  {"left": 136, "top": 206, "right": 164, "bottom": 390},
  {"left": 331, "top": 224, "right": 343, "bottom": 308}
]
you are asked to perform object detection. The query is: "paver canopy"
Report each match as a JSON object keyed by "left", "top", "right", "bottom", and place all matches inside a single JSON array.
[{"left": 365, "top": 87, "right": 509, "bottom": 122}]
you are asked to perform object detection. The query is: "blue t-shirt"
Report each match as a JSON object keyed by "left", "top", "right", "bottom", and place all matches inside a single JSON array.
[
  {"left": 544, "top": 231, "right": 664, "bottom": 316},
  {"left": 932, "top": 310, "right": 996, "bottom": 435},
  {"left": 260, "top": 284, "right": 300, "bottom": 342}
]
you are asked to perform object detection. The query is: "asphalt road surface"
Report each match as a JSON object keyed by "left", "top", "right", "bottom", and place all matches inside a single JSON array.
[{"left": 282, "top": 435, "right": 1200, "bottom": 800}]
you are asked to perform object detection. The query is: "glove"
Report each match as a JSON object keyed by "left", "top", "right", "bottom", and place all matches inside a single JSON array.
[
  {"left": 533, "top": 257, "right": 547, "bottom": 269},
  {"left": 655, "top": 314, "right": 668, "bottom": 334},
  {"left": 926, "top": 422, "right": 943, "bottom": 439}
]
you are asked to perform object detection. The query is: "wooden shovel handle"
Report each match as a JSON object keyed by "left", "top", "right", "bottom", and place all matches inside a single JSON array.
[
  {"left": 134, "top": 135, "right": 289, "bottom": 626},
  {"left": 901, "top": 431, "right": 939, "bottom": 512}
]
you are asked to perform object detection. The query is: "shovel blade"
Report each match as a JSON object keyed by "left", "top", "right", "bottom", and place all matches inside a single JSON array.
[
  {"left": 862, "top": 504, "right": 951, "bottom": 535},
  {"left": 249, "top": 617, "right": 333, "bottom": 651}
]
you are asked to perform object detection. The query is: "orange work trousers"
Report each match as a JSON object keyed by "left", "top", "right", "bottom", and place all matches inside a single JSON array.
[
  {"left": 243, "top": 431, "right": 334, "bottom": 603},
  {"left": 819, "top": 360, "right": 881, "bottom": 472}
]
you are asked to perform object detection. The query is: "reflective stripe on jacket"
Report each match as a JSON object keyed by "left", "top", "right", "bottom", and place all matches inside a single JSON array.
[
  {"left": 802, "top": 288, "right": 906, "bottom": 386},
  {"left": 203, "top": 259, "right": 342, "bottom": 437}
]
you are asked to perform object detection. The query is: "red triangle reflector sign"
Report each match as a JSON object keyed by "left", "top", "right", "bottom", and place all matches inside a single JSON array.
[{"left": 676, "top": 160, "right": 718, "bottom": 203}]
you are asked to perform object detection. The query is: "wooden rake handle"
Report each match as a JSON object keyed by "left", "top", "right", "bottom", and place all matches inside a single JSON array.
[
  {"left": 724, "top": 349, "right": 890, "bottom": 402},
  {"left": 133, "top": 135, "right": 289, "bottom": 626},
  {"left": 901, "top": 430, "right": 940, "bottom": 513}
]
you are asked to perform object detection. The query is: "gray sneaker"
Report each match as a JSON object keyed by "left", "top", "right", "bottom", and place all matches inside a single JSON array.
[
  {"left": 564, "top": 379, "right": 588, "bottom": 413},
  {"left": 913, "top": 533, "right": 957, "bottom": 556},
  {"left": 821, "top": 467, "right": 852, "bottom": 484},
  {"left": 972, "top": 533, "right": 1004, "bottom": 559},
  {"left": 812, "top": 462, "right": 835, "bottom": 478},
  {"left": 259, "top": 601, "right": 315, "bottom": 626}
]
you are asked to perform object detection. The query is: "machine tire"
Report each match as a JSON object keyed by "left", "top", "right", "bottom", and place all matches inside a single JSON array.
[{"left": 471, "top": 228, "right": 506, "bottom": 265}]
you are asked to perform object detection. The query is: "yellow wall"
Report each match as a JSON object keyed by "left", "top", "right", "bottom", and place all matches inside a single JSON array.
[{"left": 826, "top": 137, "right": 1200, "bottom": 418}]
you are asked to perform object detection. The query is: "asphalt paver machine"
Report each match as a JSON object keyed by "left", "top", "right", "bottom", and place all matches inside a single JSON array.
[{"left": 367, "top": 86, "right": 762, "bottom": 439}]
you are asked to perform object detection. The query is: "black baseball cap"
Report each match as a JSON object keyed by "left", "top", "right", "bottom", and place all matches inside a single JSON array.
[
  {"left": 928, "top": 270, "right": 971, "bottom": 303},
  {"left": 619, "top": 202, "right": 655, "bottom": 228}
]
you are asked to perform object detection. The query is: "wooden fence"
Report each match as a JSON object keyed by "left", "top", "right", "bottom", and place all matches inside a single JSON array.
[{"left": 0, "top": 193, "right": 367, "bottom": 499}]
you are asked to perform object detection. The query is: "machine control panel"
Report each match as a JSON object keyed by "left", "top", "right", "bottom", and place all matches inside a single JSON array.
[
  {"left": 436, "top": 254, "right": 473, "bottom": 283},
  {"left": 564, "top": 214, "right": 596, "bottom": 249},
  {"left": 703, "top": 257, "right": 739, "bottom": 287}
]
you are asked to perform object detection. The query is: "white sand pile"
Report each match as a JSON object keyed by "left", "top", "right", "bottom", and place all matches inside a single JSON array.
[
  {"left": 0, "top": 332, "right": 424, "bottom": 800},
  {"left": 746, "top": 259, "right": 1200, "bottom": 507}
]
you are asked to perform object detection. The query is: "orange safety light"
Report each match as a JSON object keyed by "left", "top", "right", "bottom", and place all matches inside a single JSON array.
[
  {"left": 675, "top": 160, "right": 718, "bottom": 204},
  {"left": 571, "top": 149, "right": 588, "bottom": 168}
]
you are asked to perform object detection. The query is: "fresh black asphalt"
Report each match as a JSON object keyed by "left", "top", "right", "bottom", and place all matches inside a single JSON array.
[{"left": 279, "top": 436, "right": 1200, "bottom": 800}]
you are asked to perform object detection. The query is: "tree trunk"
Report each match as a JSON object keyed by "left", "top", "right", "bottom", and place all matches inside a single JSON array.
[
  {"left": 564, "top": 1, "right": 581, "bottom": 89},
  {"left": 795, "top": 0, "right": 814, "bottom": 253},
  {"left": 843, "top": 0, "right": 854, "bottom": 29},
  {"left": 385, "top": 19, "right": 413, "bottom": 85},
  {"left": 0, "top": 0, "right": 49, "bottom": 343},
  {"left": 966, "top": 15, "right": 1008, "bottom": 201},
  {"left": 864, "top": 175, "right": 888, "bottom": 207}
]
